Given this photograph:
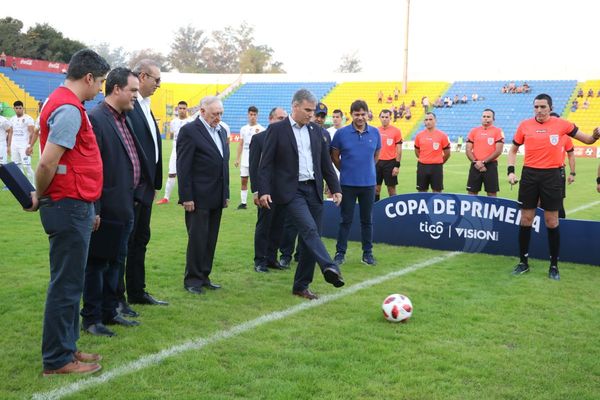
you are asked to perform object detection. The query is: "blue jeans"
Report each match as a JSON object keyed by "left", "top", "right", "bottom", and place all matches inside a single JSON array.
[
  {"left": 81, "top": 218, "right": 134, "bottom": 327},
  {"left": 40, "top": 198, "right": 95, "bottom": 370},
  {"left": 336, "top": 185, "right": 375, "bottom": 255}
]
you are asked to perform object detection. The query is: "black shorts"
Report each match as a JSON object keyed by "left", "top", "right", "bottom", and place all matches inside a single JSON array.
[
  {"left": 518, "top": 167, "right": 563, "bottom": 211},
  {"left": 466, "top": 161, "right": 499, "bottom": 193},
  {"left": 416, "top": 162, "right": 443, "bottom": 191},
  {"left": 376, "top": 159, "right": 398, "bottom": 186}
]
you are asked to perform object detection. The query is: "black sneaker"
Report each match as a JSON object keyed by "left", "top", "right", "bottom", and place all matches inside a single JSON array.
[
  {"left": 333, "top": 252, "right": 345, "bottom": 266},
  {"left": 512, "top": 262, "right": 530, "bottom": 275},
  {"left": 548, "top": 265, "right": 560, "bottom": 280},
  {"left": 237, "top": 203, "right": 247, "bottom": 210},
  {"left": 361, "top": 253, "right": 377, "bottom": 266},
  {"left": 279, "top": 256, "right": 292, "bottom": 268}
]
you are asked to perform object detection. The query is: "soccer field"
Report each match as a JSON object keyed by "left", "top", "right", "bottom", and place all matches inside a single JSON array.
[{"left": 0, "top": 141, "right": 599, "bottom": 399}]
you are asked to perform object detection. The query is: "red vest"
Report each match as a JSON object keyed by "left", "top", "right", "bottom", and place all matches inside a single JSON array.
[{"left": 39, "top": 87, "right": 103, "bottom": 201}]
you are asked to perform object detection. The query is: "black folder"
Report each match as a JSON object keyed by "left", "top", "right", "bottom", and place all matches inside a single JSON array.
[
  {"left": 88, "top": 219, "right": 125, "bottom": 261},
  {"left": 0, "top": 162, "right": 35, "bottom": 209}
]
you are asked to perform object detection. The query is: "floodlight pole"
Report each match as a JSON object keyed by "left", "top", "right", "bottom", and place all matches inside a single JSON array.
[{"left": 402, "top": 0, "right": 410, "bottom": 94}]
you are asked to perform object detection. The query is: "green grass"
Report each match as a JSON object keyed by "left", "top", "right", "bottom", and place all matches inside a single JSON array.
[{"left": 0, "top": 141, "right": 598, "bottom": 399}]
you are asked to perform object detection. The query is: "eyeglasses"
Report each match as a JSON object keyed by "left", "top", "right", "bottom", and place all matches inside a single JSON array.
[{"left": 144, "top": 72, "right": 161, "bottom": 84}]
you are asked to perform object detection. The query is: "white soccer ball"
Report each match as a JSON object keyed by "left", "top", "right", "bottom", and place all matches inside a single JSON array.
[{"left": 382, "top": 293, "right": 413, "bottom": 322}]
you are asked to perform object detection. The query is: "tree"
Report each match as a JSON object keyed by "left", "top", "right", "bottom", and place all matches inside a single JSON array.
[
  {"left": 93, "top": 42, "right": 129, "bottom": 68},
  {"left": 169, "top": 25, "right": 208, "bottom": 73},
  {"left": 128, "top": 49, "right": 170, "bottom": 71},
  {"left": 337, "top": 51, "right": 362, "bottom": 73},
  {"left": 0, "top": 17, "right": 24, "bottom": 55},
  {"left": 22, "top": 23, "right": 85, "bottom": 63},
  {"left": 239, "top": 45, "right": 285, "bottom": 74},
  {"left": 201, "top": 28, "right": 239, "bottom": 73}
]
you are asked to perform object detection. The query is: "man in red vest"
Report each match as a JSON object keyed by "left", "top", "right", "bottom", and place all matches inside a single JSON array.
[{"left": 27, "top": 49, "right": 110, "bottom": 376}]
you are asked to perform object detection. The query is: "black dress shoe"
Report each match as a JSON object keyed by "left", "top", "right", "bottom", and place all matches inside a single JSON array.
[
  {"left": 254, "top": 264, "right": 269, "bottom": 273},
  {"left": 203, "top": 282, "right": 222, "bottom": 290},
  {"left": 266, "top": 260, "right": 287, "bottom": 270},
  {"left": 104, "top": 315, "right": 140, "bottom": 327},
  {"left": 185, "top": 286, "right": 204, "bottom": 295},
  {"left": 292, "top": 289, "right": 319, "bottom": 300},
  {"left": 323, "top": 267, "right": 345, "bottom": 288},
  {"left": 84, "top": 323, "right": 116, "bottom": 337},
  {"left": 117, "top": 301, "right": 139, "bottom": 318},
  {"left": 279, "top": 257, "right": 292, "bottom": 268},
  {"left": 129, "top": 292, "right": 169, "bottom": 306}
]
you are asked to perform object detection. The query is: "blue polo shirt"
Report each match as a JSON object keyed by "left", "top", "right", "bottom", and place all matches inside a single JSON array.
[{"left": 331, "top": 123, "right": 381, "bottom": 186}]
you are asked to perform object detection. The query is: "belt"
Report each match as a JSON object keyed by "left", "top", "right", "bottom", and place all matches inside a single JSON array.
[{"left": 299, "top": 180, "right": 315, "bottom": 185}]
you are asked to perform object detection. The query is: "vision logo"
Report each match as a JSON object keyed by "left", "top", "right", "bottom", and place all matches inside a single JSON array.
[
  {"left": 454, "top": 227, "right": 499, "bottom": 241},
  {"left": 419, "top": 221, "right": 445, "bottom": 239}
]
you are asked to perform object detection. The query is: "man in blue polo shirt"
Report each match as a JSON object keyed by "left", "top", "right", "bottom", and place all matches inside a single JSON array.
[{"left": 331, "top": 100, "right": 381, "bottom": 266}]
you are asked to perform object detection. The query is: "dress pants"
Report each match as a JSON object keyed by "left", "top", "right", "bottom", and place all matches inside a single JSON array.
[
  {"left": 336, "top": 185, "right": 375, "bottom": 255},
  {"left": 121, "top": 202, "right": 152, "bottom": 300},
  {"left": 184, "top": 207, "right": 223, "bottom": 288},
  {"left": 254, "top": 206, "right": 281, "bottom": 266},
  {"left": 279, "top": 212, "right": 298, "bottom": 261},
  {"left": 283, "top": 181, "right": 338, "bottom": 291},
  {"left": 40, "top": 198, "right": 94, "bottom": 370}
]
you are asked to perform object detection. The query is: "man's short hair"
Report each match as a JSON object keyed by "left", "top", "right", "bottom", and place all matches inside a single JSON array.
[
  {"left": 200, "top": 96, "right": 222, "bottom": 109},
  {"left": 483, "top": 108, "right": 495, "bottom": 120},
  {"left": 178, "top": 101, "right": 188, "bottom": 107},
  {"left": 379, "top": 109, "right": 392, "bottom": 117},
  {"left": 105, "top": 67, "right": 135, "bottom": 96},
  {"left": 13, "top": 100, "right": 23, "bottom": 107},
  {"left": 269, "top": 107, "right": 281, "bottom": 119},
  {"left": 534, "top": 93, "right": 553, "bottom": 109},
  {"left": 248, "top": 106, "right": 258, "bottom": 114},
  {"left": 425, "top": 112, "right": 437, "bottom": 119},
  {"left": 292, "top": 89, "right": 317, "bottom": 106},
  {"left": 332, "top": 109, "right": 343, "bottom": 116},
  {"left": 132, "top": 59, "right": 161, "bottom": 76},
  {"left": 66, "top": 49, "right": 110, "bottom": 80},
  {"left": 350, "top": 100, "right": 369, "bottom": 113}
]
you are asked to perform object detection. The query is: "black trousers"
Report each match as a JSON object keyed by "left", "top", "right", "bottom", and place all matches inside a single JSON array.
[
  {"left": 254, "top": 206, "right": 283, "bottom": 266},
  {"left": 184, "top": 207, "right": 223, "bottom": 288},
  {"left": 120, "top": 202, "right": 152, "bottom": 300}
]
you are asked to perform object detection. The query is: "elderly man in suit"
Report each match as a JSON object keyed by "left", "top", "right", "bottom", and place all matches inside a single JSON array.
[
  {"left": 249, "top": 107, "right": 288, "bottom": 273},
  {"left": 119, "top": 59, "right": 167, "bottom": 313},
  {"left": 177, "top": 96, "right": 229, "bottom": 295},
  {"left": 81, "top": 67, "right": 149, "bottom": 336},
  {"left": 258, "top": 89, "right": 345, "bottom": 300}
]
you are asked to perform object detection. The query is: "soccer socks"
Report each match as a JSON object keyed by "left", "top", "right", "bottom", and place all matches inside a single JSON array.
[
  {"left": 547, "top": 226, "right": 560, "bottom": 266},
  {"left": 164, "top": 177, "right": 176, "bottom": 200},
  {"left": 241, "top": 190, "right": 248, "bottom": 205},
  {"left": 519, "top": 225, "right": 532, "bottom": 265}
]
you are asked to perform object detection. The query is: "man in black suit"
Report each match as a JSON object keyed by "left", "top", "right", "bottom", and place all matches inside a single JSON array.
[
  {"left": 249, "top": 107, "right": 288, "bottom": 273},
  {"left": 177, "top": 96, "right": 229, "bottom": 294},
  {"left": 121, "top": 59, "right": 168, "bottom": 310},
  {"left": 258, "top": 89, "right": 345, "bottom": 300},
  {"left": 81, "top": 68, "right": 148, "bottom": 336}
]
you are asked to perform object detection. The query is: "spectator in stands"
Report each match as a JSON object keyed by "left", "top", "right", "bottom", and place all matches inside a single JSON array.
[
  {"left": 404, "top": 107, "right": 412, "bottom": 120},
  {"left": 465, "top": 109, "right": 504, "bottom": 197},
  {"left": 570, "top": 99, "right": 578, "bottom": 112},
  {"left": 0, "top": 52, "right": 6, "bottom": 67},
  {"left": 583, "top": 99, "right": 590, "bottom": 110},
  {"left": 508, "top": 81, "right": 516, "bottom": 93},
  {"left": 577, "top": 88, "right": 584, "bottom": 97},
  {"left": 597, "top": 89, "right": 600, "bottom": 97},
  {"left": 434, "top": 97, "right": 443, "bottom": 108},
  {"left": 386, "top": 94, "right": 393, "bottom": 104},
  {"left": 375, "top": 109, "right": 402, "bottom": 202},
  {"left": 414, "top": 112, "right": 450, "bottom": 193},
  {"left": 587, "top": 88, "right": 594, "bottom": 98},
  {"left": 235, "top": 106, "right": 265, "bottom": 210},
  {"left": 461, "top": 95, "right": 468, "bottom": 104},
  {"left": 515, "top": 86, "right": 523, "bottom": 94},
  {"left": 394, "top": 86, "right": 399, "bottom": 101},
  {"left": 523, "top": 82, "right": 530, "bottom": 93},
  {"left": 453, "top": 94, "right": 459, "bottom": 104},
  {"left": 472, "top": 92, "right": 479, "bottom": 101},
  {"left": 421, "top": 96, "right": 429, "bottom": 112},
  {"left": 507, "top": 93, "right": 600, "bottom": 280},
  {"left": 377, "top": 90, "right": 383, "bottom": 104},
  {"left": 443, "top": 96, "right": 451, "bottom": 107},
  {"left": 410, "top": 99, "right": 416, "bottom": 107},
  {"left": 331, "top": 99, "right": 381, "bottom": 266}
]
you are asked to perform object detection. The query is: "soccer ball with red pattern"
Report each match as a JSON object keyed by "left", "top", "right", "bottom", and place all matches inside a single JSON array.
[{"left": 382, "top": 294, "right": 413, "bottom": 322}]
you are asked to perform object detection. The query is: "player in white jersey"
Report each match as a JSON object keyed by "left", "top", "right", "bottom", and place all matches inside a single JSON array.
[
  {"left": 0, "top": 115, "right": 11, "bottom": 165},
  {"left": 234, "top": 106, "right": 264, "bottom": 209},
  {"left": 327, "top": 108, "right": 344, "bottom": 139},
  {"left": 8, "top": 100, "right": 35, "bottom": 184},
  {"left": 157, "top": 101, "right": 191, "bottom": 205}
]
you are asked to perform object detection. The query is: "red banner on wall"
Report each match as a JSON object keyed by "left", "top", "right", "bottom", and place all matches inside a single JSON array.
[{"left": 3, "top": 56, "right": 67, "bottom": 74}]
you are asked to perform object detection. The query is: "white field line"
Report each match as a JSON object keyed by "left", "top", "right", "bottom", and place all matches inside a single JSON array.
[
  {"left": 566, "top": 200, "right": 600, "bottom": 216},
  {"left": 32, "top": 251, "right": 460, "bottom": 400}
]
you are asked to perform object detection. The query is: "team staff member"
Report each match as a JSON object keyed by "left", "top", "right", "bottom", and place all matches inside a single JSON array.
[
  {"left": 465, "top": 109, "right": 504, "bottom": 196},
  {"left": 508, "top": 93, "right": 600, "bottom": 280},
  {"left": 414, "top": 112, "right": 451, "bottom": 192},
  {"left": 331, "top": 100, "right": 381, "bottom": 266},
  {"left": 258, "top": 89, "right": 344, "bottom": 300},
  {"left": 375, "top": 109, "right": 402, "bottom": 201},
  {"left": 27, "top": 49, "right": 110, "bottom": 376}
]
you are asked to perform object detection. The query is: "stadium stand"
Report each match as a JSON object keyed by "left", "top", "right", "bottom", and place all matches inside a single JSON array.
[
  {"left": 413, "top": 80, "right": 577, "bottom": 143},
  {"left": 563, "top": 80, "right": 600, "bottom": 146},
  {"left": 321, "top": 81, "right": 449, "bottom": 139},
  {"left": 0, "top": 68, "right": 41, "bottom": 117},
  {"left": 221, "top": 82, "right": 336, "bottom": 132}
]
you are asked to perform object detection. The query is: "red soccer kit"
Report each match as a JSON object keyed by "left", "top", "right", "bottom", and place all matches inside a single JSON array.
[
  {"left": 513, "top": 116, "right": 577, "bottom": 168},
  {"left": 414, "top": 129, "right": 450, "bottom": 164},
  {"left": 467, "top": 126, "right": 504, "bottom": 161},
  {"left": 378, "top": 125, "right": 403, "bottom": 161}
]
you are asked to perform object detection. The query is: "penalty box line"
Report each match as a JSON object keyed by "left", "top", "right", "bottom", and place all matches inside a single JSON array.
[{"left": 32, "top": 251, "right": 460, "bottom": 400}]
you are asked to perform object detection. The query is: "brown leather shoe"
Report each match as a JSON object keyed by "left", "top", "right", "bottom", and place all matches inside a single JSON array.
[
  {"left": 292, "top": 289, "right": 319, "bottom": 300},
  {"left": 74, "top": 351, "right": 102, "bottom": 363},
  {"left": 43, "top": 360, "right": 102, "bottom": 377}
]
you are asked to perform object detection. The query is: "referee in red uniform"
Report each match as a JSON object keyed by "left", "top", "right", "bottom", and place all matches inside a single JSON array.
[{"left": 507, "top": 94, "right": 600, "bottom": 280}]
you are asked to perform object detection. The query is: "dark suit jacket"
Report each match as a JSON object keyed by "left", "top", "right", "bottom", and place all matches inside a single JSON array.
[
  {"left": 258, "top": 118, "right": 340, "bottom": 205},
  {"left": 127, "top": 99, "right": 162, "bottom": 206},
  {"left": 88, "top": 102, "right": 150, "bottom": 223},
  {"left": 248, "top": 130, "right": 266, "bottom": 194},
  {"left": 176, "top": 117, "right": 229, "bottom": 209}
]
